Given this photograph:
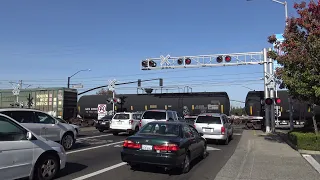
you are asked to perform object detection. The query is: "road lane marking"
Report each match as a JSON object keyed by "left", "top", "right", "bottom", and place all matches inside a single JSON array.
[
  {"left": 67, "top": 141, "right": 124, "bottom": 154},
  {"left": 302, "top": 154, "right": 320, "bottom": 173},
  {"left": 233, "top": 133, "right": 242, "bottom": 136},
  {"left": 207, "top": 146, "right": 220, "bottom": 151},
  {"left": 77, "top": 134, "right": 112, "bottom": 140},
  {"left": 72, "top": 162, "right": 127, "bottom": 180}
]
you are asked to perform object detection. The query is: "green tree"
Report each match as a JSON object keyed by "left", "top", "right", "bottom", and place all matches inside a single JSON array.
[
  {"left": 96, "top": 88, "right": 113, "bottom": 95},
  {"left": 267, "top": 0, "right": 320, "bottom": 134}
]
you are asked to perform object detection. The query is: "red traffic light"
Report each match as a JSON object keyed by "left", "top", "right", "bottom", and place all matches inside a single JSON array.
[
  {"left": 149, "top": 60, "right": 157, "bottom": 67},
  {"left": 217, "top": 56, "right": 223, "bottom": 63},
  {"left": 185, "top": 58, "right": 191, "bottom": 65},
  {"left": 142, "top": 60, "right": 148, "bottom": 67},
  {"left": 275, "top": 98, "right": 281, "bottom": 104},
  {"left": 265, "top": 98, "right": 273, "bottom": 105},
  {"left": 177, "top": 58, "right": 183, "bottom": 65},
  {"left": 225, "top": 56, "right": 231, "bottom": 62}
]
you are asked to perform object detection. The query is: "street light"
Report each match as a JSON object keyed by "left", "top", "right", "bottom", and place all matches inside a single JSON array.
[
  {"left": 67, "top": 69, "right": 91, "bottom": 88},
  {"left": 246, "top": 0, "right": 288, "bottom": 25}
]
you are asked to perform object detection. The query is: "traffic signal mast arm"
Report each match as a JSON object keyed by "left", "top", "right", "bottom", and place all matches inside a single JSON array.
[{"left": 141, "top": 51, "right": 264, "bottom": 70}]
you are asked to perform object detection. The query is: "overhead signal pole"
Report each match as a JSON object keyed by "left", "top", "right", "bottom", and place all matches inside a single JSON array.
[{"left": 140, "top": 48, "right": 275, "bottom": 133}]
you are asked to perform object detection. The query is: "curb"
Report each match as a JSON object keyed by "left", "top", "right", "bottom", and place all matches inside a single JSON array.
[{"left": 275, "top": 132, "right": 320, "bottom": 174}]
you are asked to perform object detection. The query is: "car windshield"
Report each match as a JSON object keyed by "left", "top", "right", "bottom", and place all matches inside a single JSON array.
[
  {"left": 139, "top": 123, "right": 180, "bottom": 136},
  {"left": 142, "top": 111, "right": 166, "bottom": 120},
  {"left": 113, "top": 114, "right": 130, "bottom": 119},
  {"left": 196, "top": 116, "right": 221, "bottom": 124},
  {"left": 55, "top": 118, "right": 67, "bottom": 124}
]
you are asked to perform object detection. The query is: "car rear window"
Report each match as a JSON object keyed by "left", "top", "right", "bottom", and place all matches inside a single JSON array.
[
  {"left": 196, "top": 116, "right": 221, "bottom": 124},
  {"left": 142, "top": 111, "right": 166, "bottom": 120},
  {"left": 139, "top": 123, "right": 180, "bottom": 136},
  {"left": 113, "top": 114, "right": 130, "bottom": 119}
]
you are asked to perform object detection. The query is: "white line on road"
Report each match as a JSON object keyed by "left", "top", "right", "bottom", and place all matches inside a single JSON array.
[
  {"left": 67, "top": 141, "right": 124, "bottom": 154},
  {"left": 302, "top": 154, "right": 320, "bottom": 174},
  {"left": 77, "top": 134, "right": 112, "bottom": 140},
  {"left": 233, "top": 133, "right": 242, "bottom": 136},
  {"left": 72, "top": 162, "right": 127, "bottom": 180}
]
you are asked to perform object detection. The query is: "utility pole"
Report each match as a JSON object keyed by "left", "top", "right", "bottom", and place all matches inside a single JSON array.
[{"left": 263, "top": 48, "right": 271, "bottom": 133}]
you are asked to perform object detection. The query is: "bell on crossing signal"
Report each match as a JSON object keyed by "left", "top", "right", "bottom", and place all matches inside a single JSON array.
[
  {"left": 265, "top": 98, "right": 273, "bottom": 105},
  {"left": 275, "top": 98, "right": 281, "bottom": 104},
  {"left": 225, "top": 55, "right": 231, "bottom": 62},
  {"left": 217, "top": 56, "right": 223, "bottom": 63},
  {"left": 149, "top": 60, "right": 157, "bottom": 67},
  {"left": 142, "top": 60, "right": 148, "bottom": 67}
]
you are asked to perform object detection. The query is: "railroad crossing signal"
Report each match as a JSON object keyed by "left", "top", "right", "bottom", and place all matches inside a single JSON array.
[
  {"left": 108, "top": 79, "right": 116, "bottom": 91},
  {"left": 160, "top": 55, "right": 170, "bottom": 66}
]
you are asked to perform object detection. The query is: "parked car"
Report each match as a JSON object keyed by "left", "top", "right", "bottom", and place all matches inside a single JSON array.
[
  {"left": 0, "top": 108, "right": 78, "bottom": 150},
  {"left": 139, "top": 110, "right": 180, "bottom": 128},
  {"left": 55, "top": 117, "right": 80, "bottom": 135},
  {"left": 0, "top": 113, "right": 66, "bottom": 180},
  {"left": 95, "top": 115, "right": 113, "bottom": 132},
  {"left": 110, "top": 112, "right": 142, "bottom": 135},
  {"left": 194, "top": 113, "right": 233, "bottom": 145},
  {"left": 121, "top": 121, "right": 207, "bottom": 174}
]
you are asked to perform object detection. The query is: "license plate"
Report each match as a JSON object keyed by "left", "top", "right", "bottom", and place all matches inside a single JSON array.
[
  {"left": 141, "top": 145, "right": 153, "bottom": 151},
  {"left": 102, "top": 122, "right": 106, "bottom": 125},
  {"left": 117, "top": 122, "right": 122, "bottom": 125},
  {"left": 203, "top": 128, "right": 212, "bottom": 132}
]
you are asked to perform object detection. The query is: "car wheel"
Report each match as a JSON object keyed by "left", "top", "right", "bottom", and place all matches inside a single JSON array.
[
  {"left": 98, "top": 129, "right": 104, "bottom": 132},
  {"left": 224, "top": 135, "right": 229, "bottom": 145},
  {"left": 128, "top": 163, "right": 139, "bottom": 170},
  {"left": 34, "top": 154, "right": 59, "bottom": 180},
  {"left": 201, "top": 144, "right": 207, "bottom": 159},
  {"left": 61, "top": 133, "right": 74, "bottom": 150},
  {"left": 180, "top": 153, "right": 190, "bottom": 174}
]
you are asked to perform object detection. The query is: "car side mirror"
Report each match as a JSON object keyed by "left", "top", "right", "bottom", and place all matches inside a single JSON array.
[
  {"left": 26, "top": 131, "right": 33, "bottom": 140},
  {"left": 199, "top": 133, "right": 204, "bottom": 136}
]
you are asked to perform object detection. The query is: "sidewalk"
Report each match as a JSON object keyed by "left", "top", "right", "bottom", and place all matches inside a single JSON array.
[{"left": 214, "top": 130, "right": 320, "bottom": 180}]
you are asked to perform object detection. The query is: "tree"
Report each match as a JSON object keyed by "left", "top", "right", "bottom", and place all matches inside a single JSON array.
[
  {"left": 96, "top": 88, "right": 113, "bottom": 95},
  {"left": 267, "top": 0, "right": 320, "bottom": 134}
]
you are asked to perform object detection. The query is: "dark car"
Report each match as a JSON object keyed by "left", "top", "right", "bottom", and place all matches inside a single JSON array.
[
  {"left": 95, "top": 115, "right": 113, "bottom": 132},
  {"left": 120, "top": 121, "right": 207, "bottom": 174}
]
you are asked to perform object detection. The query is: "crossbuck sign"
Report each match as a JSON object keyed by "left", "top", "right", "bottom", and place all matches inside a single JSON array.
[{"left": 108, "top": 79, "right": 116, "bottom": 91}]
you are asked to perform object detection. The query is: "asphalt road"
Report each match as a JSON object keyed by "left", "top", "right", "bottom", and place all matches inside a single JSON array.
[{"left": 55, "top": 126, "right": 243, "bottom": 180}]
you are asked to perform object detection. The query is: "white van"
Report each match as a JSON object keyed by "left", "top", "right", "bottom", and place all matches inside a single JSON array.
[
  {"left": 110, "top": 112, "right": 142, "bottom": 135},
  {"left": 0, "top": 113, "right": 66, "bottom": 180}
]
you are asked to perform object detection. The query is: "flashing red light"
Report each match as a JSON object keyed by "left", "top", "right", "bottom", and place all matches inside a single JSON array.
[
  {"left": 149, "top": 60, "right": 157, "bottom": 67},
  {"left": 225, "top": 56, "right": 231, "bottom": 62},
  {"left": 265, "top": 98, "right": 273, "bottom": 105},
  {"left": 142, "top": 61, "right": 148, "bottom": 67},
  {"left": 275, "top": 98, "right": 281, "bottom": 104},
  {"left": 185, "top": 58, "right": 191, "bottom": 65},
  {"left": 177, "top": 58, "right": 183, "bottom": 65},
  {"left": 217, "top": 56, "right": 223, "bottom": 63},
  {"left": 154, "top": 144, "right": 179, "bottom": 151}
]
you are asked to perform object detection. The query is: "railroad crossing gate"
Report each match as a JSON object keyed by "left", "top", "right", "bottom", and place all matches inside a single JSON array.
[{"left": 97, "top": 104, "right": 107, "bottom": 120}]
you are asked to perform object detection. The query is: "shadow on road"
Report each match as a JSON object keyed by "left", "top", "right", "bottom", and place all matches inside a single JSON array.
[
  {"left": 129, "top": 153, "right": 210, "bottom": 176},
  {"left": 258, "top": 133, "right": 286, "bottom": 144},
  {"left": 56, "top": 162, "right": 88, "bottom": 178}
]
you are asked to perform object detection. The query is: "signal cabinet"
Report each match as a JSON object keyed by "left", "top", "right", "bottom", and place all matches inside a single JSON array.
[{"left": 0, "top": 87, "right": 78, "bottom": 120}]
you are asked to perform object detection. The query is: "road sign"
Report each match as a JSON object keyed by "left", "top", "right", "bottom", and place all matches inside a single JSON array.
[
  {"left": 108, "top": 79, "right": 116, "bottom": 91},
  {"left": 160, "top": 54, "right": 170, "bottom": 66},
  {"left": 12, "top": 89, "right": 20, "bottom": 96},
  {"left": 97, "top": 104, "right": 107, "bottom": 114}
]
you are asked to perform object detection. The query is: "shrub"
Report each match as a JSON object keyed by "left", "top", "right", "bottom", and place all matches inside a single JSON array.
[{"left": 288, "top": 131, "right": 320, "bottom": 151}]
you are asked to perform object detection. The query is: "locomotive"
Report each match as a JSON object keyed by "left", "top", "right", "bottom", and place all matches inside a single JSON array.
[
  {"left": 77, "top": 92, "right": 231, "bottom": 119},
  {"left": 245, "top": 90, "right": 320, "bottom": 122}
]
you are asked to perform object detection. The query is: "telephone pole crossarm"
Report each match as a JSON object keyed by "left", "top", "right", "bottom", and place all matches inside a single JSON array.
[{"left": 141, "top": 51, "right": 264, "bottom": 70}]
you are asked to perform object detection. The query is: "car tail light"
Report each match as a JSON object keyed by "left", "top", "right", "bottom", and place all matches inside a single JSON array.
[
  {"left": 123, "top": 140, "right": 141, "bottom": 149},
  {"left": 139, "top": 120, "right": 142, "bottom": 127},
  {"left": 129, "top": 120, "right": 133, "bottom": 124},
  {"left": 154, "top": 144, "right": 179, "bottom": 151},
  {"left": 193, "top": 124, "right": 196, "bottom": 128},
  {"left": 221, "top": 127, "right": 225, "bottom": 135}
]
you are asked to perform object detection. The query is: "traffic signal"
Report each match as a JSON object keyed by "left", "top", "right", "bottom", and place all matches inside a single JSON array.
[
  {"left": 216, "top": 55, "right": 232, "bottom": 63},
  {"left": 275, "top": 98, "right": 281, "bottom": 105},
  {"left": 177, "top": 58, "right": 192, "bottom": 65},
  {"left": 265, "top": 98, "right": 273, "bottom": 105},
  {"left": 159, "top": 78, "right": 163, "bottom": 86}
]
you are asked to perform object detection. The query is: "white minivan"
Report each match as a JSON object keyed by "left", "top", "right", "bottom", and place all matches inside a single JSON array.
[
  {"left": 0, "top": 113, "right": 66, "bottom": 180},
  {"left": 0, "top": 108, "right": 77, "bottom": 150}
]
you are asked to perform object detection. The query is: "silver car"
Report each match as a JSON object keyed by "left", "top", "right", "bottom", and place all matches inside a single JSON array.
[{"left": 194, "top": 113, "right": 233, "bottom": 145}]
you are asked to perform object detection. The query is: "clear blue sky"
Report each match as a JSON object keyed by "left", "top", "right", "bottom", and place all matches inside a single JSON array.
[{"left": 0, "top": 0, "right": 299, "bottom": 107}]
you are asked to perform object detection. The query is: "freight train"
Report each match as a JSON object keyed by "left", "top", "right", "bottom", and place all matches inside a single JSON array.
[
  {"left": 245, "top": 90, "right": 320, "bottom": 123},
  {"left": 77, "top": 92, "right": 231, "bottom": 119}
]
